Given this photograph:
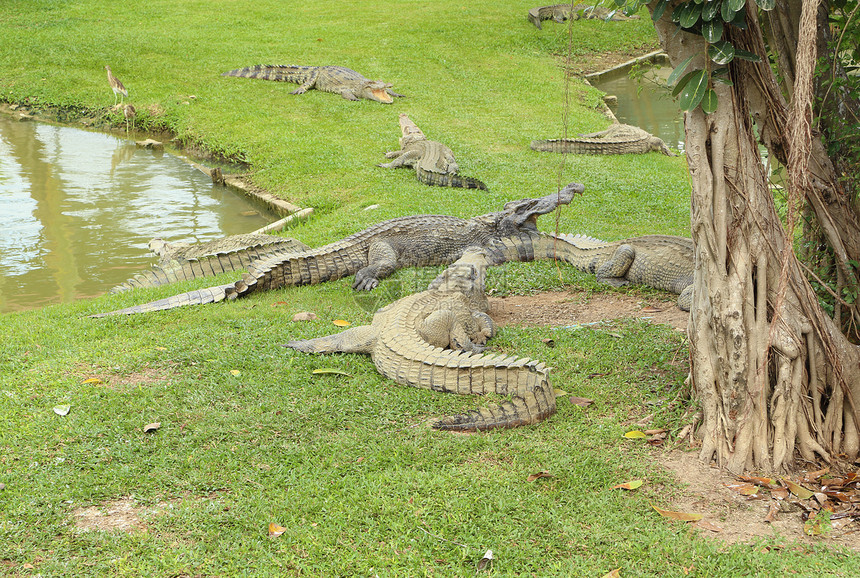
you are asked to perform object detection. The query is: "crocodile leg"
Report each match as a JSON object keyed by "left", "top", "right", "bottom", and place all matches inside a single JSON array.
[
  {"left": 353, "top": 241, "right": 398, "bottom": 291},
  {"left": 378, "top": 150, "right": 421, "bottom": 168},
  {"left": 595, "top": 244, "right": 636, "bottom": 286},
  {"left": 290, "top": 68, "right": 320, "bottom": 95},
  {"left": 339, "top": 90, "right": 361, "bottom": 101}
]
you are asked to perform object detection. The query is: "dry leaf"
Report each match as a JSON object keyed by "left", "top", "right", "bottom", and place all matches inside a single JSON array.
[
  {"left": 541, "top": 338, "right": 555, "bottom": 347},
  {"left": 641, "top": 306, "right": 663, "bottom": 313},
  {"left": 476, "top": 549, "right": 493, "bottom": 572},
  {"left": 601, "top": 569, "right": 621, "bottom": 578},
  {"left": 651, "top": 504, "right": 703, "bottom": 522},
  {"left": 804, "top": 468, "right": 829, "bottom": 483},
  {"left": 612, "top": 480, "right": 643, "bottom": 490},
  {"left": 333, "top": 319, "right": 351, "bottom": 327},
  {"left": 553, "top": 388, "right": 568, "bottom": 397},
  {"left": 770, "top": 487, "right": 789, "bottom": 500},
  {"left": 739, "top": 475, "right": 776, "bottom": 487},
  {"left": 312, "top": 368, "right": 352, "bottom": 377},
  {"left": 623, "top": 430, "right": 647, "bottom": 439},
  {"left": 725, "top": 482, "right": 760, "bottom": 496},
  {"left": 53, "top": 405, "right": 71, "bottom": 416},
  {"left": 81, "top": 377, "right": 102, "bottom": 384},
  {"left": 569, "top": 396, "right": 594, "bottom": 407},
  {"left": 526, "top": 471, "right": 553, "bottom": 482},
  {"left": 292, "top": 311, "right": 318, "bottom": 322},
  {"left": 782, "top": 478, "right": 815, "bottom": 500},
  {"left": 271, "top": 301, "right": 289, "bottom": 307},
  {"left": 695, "top": 520, "right": 723, "bottom": 532},
  {"left": 155, "top": 346, "right": 167, "bottom": 351},
  {"left": 268, "top": 522, "right": 287, "bottom": 537},
  {"left": 230, "top": 369, "right": 240, "bottom": 376},
  {"left": 143, "top": 422, "right": 161, "bottom": 433},
  {"left": 764, "top": 501, "right": 779, "bottom": 523}
]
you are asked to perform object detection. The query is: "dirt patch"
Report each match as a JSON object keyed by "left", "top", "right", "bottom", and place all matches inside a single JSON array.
[
  {"left": 655, "top": 451, "right": 860, "bottom": 551},
  {"left": 73, "top": 497, "right": 148, "bottom": 533},
  {"left": 489, "top": 290, "right": 688, "bottom": 332}
]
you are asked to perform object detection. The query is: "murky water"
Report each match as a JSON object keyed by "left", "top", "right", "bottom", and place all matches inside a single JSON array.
[
  {"left": 590, "top": 59, "right": 686, "bottom": 154},
  {"left": 0, "top": 116, "right": 275, "bottom": 313}
]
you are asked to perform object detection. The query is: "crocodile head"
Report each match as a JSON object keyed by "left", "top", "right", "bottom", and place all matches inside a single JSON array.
[
  {"left": 487, "top": 182, "right": 585, "bottom": 235},
  {"left": 397, "top": 113, "right": 426, "bottom": 147},
  {"left": 649, "top": 137, "right": 677, "bottom": 156},
  {"left": 362, "top": 81, "right": 395, "bottom": 104}
]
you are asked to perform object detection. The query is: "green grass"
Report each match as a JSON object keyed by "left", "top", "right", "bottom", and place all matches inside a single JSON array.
[{"left": 1, "top": 1, "right": 857, "bottom": 576}]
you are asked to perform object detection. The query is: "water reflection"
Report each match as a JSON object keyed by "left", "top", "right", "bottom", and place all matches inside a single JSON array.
[
  {"left": 590, "top": 61, "right": 686, "bottom": 154},
  {"left": 0, "top": 115, "right": 275, "bottom": 313}
]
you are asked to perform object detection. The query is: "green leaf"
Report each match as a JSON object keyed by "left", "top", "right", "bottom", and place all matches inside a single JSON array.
[
  {"left": 666, "top": 54, "right": 695, "bottom": 88},
  {"left": 708, "top": 40, "right": 735, "bottom": 64},
  {"left": 726, "top": 0, "right": 746, "bottom": 10},
  {"left": 678, "top": 2, "right": 702, "bottom": 28},
  {"left": 702, "top": 0, "right": 722, "bottom": 21},
  {"left": 652, "top": 0, "right": 669, "bottom": 21},
  {"left": 679, "top": 69, "right": 709, "bottom": 112},
  {"left": 671, "top": 3, "right": 685, "bottom": 22},
  {"left": 701, "top": 89, "right": 718, "bottom": 114},
  {"left": 53, "top": 404, "right": 71, "bottom": 416},
  {"left": 312, "top": 368, "right": 352, "bottom": 377},
  {"left": 731, "top": 9, "right": 747, "bottom": 28},
  {"left": 721, "top": 0, "right": 741, "bottom": 21},
  {"left": 623, "top": 430, "right": 647, "bottom": 439},
  {"left": 755, "top": 0, "right": 776, "bottom": 9},
  {"left": 702, "top": 18, "right": 723, "bottom": 42},
  {"left": 671, "top": 69, "right": 698, "bottom": 97},
  {"left": 734, "top": 48, "right": 762, "bottom": 63}
]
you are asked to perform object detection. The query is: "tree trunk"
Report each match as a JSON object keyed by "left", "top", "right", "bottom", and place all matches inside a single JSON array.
[{"left": 650, "top": 1, "right": 860, "bottom": 472}]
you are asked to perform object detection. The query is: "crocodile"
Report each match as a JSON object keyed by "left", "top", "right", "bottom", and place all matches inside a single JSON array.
[
  {"left": 89, "top": 183, "right": 585, "bottom": 317},
  {"left": 284, "top": 247, "right": 556, "bottom": 431},
  {"left": 548, "top": 233, "right": 694, "bottom": 310},
  {"left": 530, "top": 123, "right": 676, "bottom": 156},
  {"left": 378, "top": 113, "right": 488, "bottom": 190},
  {"left": 221, "top": 65, "right": 403, "bottom": 103},
  {"left": 528, "top": 4, "right": 639, "bottom": 29},
  {"left": 109, "top": 234, "right": 310, "bottom": 293}
]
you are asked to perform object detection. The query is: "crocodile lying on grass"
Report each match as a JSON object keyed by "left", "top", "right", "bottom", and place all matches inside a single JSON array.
[
  {"left": 284, "top": 247, "right": 556, "bottom": 431},
  {"left": 221, "top": 65, "right": 403, "bottom": 103},
  {"left": 109, "top": 234, "right": 310, "bottom": 293},
  {"left": 378, "top": 113, "right": 488, "bottom": 190},
  {"left": 90, "top": 183, "right": 585, "bottom": 317},
  {"left": 530, "top": 123, "right": 676, "bottom": 156},
  {"left": 528, "top": 4, "right": 639, "bottom": 29}
]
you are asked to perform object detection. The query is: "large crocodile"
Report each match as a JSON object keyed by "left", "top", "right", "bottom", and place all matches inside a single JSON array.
[
  {"left": 530, "top": 123, "right": 676, "bottom": 156},
  {"left": 89, "top": 183, "right": 585, "bottom": 317},
  {"left": 284, "top": 247, "right": 556, "bottom": 431},
  {"left": 110, "top": 234, "right": 310, "bottom": 293},
  {"left": 221, "top": 65, "right": 403, "bottom": 103},
  {"left": 528, "top": 4, "right": 639, "bottom": 29},
  {"left": 378, "top": 113, "right": 488, "bottom": 190}
]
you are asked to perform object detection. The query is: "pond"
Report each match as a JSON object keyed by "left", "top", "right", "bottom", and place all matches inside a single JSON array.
[
  {"left": 0, "top": 115, "right": 276, "bottom": 313},
  {"left": 588, "top": 55, "right": 686, "bottom": 154}
]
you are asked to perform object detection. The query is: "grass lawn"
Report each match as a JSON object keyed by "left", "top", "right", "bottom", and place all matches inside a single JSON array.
[{"left": 1, "top": 1, "right": 858, "bottom": 576}]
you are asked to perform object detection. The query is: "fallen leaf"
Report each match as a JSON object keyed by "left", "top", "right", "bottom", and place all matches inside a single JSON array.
[
  {"left": 268, "top": 522, "right": 287, "bottom": 537},
  {"left": 553, "top": 388, "right": 568, "bottom": 397},
  {"left": 696, "top": 520, "right": 723, "bottom": 532},
  {"left": 230, "top": 370, "right": 240, "bottom": 376},
  {"left": 651, "top": 504, "right": 703, "bottom": 522},
  {"left": 739, "top": 475, "right": 776, "bottom": 487},
  {"left": 271, "top": 301, "right": 289, "bottom": 307},
  {"left": 142, "top": 422, "right": 161, "bottom": 433},
  {"left": 333, "top": 319, "right": 351, "bottom": 327},
  {"left": 292, "top": 311, "right": 318, "bottom": 321},
  {"left": 623, "top": 430, "right": 647, "bottom": 439},
  {"left": 782, "top": 478, "right": 815, "bottom": 500},
  {"left": 601, "top": 569, "right": 621, "bottom": 578},
  {"left": 764, "top": 501, "right": 779, "bottom": 523},
  {"left": 53, "top": 405, "right": 71, "bottom": 416},
  {"left": 312, "top": 368, "right": 352, "bottom": 377},
  {"left": 569, "top": 396, "right": 594, "bottom": 407},
  {"left": 771, "top": 487, "right": 789, "bottom": 500},
  {"left": 81, "top": 378, "right": 102, "bottom": 384},
  {"left": 155, "top": 346, "right": 167, "bottom": 351},
  {"left": 612, "top": 480, "right": 643, "bottom": 490},
  {"left": 541, "top": 338, "right": 555, "bottom": 347},
  {"left": 804, "top": 468, "right": 829, "bottom": 483},
  {"left": 22, "top": 564, "right": 34, "bottom": 570},
  {"left": 641, "top": 306, "right": 663, "bottom": 313},
  {"left": 725, "top": 482, "right": 761, "bottom": 496},
  {"left": 527, "top": 471, "right": 553, "bottom": 482},
  {"left": 476, "top": 549, "right": 493, "bottom": 572}
]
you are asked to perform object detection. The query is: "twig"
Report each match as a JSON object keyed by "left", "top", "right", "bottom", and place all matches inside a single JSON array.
[{"left": 416, "top": 526, "right": 470, "bottom": 549}]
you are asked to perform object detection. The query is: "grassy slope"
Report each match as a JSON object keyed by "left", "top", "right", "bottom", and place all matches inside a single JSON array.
[{"left": 1, "top": 1, "right": 855, "bottom": 576}]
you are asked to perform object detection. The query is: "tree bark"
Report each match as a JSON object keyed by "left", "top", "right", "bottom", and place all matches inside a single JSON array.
[{"left": 650, "top": 1, "right": 860, "bottom": 472}]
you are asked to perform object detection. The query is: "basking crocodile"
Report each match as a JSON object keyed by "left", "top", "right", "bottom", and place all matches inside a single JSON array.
[
  {"left": 378, "top": 113, "right": 488, "bottom": 190},
  {"left": 90, "top": 183, "right": 585, "bottom": 317},
  {"left": 221, "top": 65, "right": 403, "bottom": 103},
  {"left": 110, "top": 234, "right": 310, "bottom": 293},
  {"left": 284, "top": 247, "right": 555, "bottom": 431},
  {"left": 549, "top": 233, "right": 694, "bottom": 310},
  {"left": 528, "top": 4, "right": 639, "bottom": 29},
  {"left": 530, "top": 123, "right": 676, "bottom": 156}
]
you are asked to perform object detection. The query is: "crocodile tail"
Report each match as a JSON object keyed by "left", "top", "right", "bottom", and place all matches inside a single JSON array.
[
  {"left": 530, "top": 138, "right": 647, "bottom": 155},
  {"left": 221, "top": 64, "right": 312, "bottom": 84},
  {"left": 282, "top": 325, "right": 378, "bottom": 354},
  {"left": 415, "top": 167, "right": 488, "bottom": 190},
  {"left": 431, "top": 383, "right": 557, "bottom": 431},
  {"left": 90, "top": 284, "right": 233, "bottom": 317}
]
